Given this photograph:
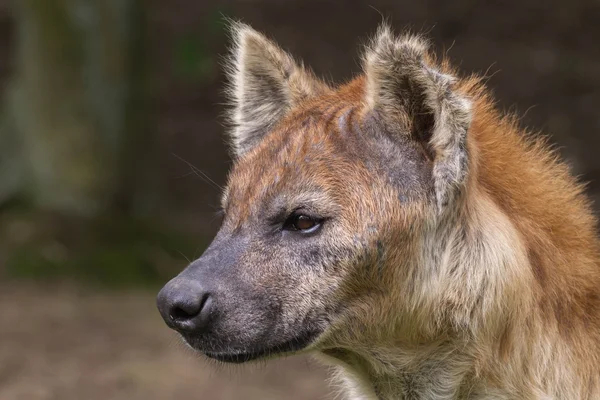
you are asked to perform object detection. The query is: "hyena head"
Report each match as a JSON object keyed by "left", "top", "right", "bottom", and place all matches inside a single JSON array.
[{"left": 157, "top": 23, "right": 472, "bottom": 363}]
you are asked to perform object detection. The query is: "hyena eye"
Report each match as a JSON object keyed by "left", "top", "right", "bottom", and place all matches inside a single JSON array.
[{"left": 283, "top": 213, "right": 322, "bottom": 233}]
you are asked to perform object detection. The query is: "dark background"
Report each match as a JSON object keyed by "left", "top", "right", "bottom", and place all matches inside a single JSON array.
[{"left": 0, "top": 1, "right": 598, "bottom": 399}]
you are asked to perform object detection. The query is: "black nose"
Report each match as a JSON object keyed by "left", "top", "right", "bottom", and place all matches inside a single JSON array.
[{"left": 156, "top": 278, "right": 214, "bottom": 332}]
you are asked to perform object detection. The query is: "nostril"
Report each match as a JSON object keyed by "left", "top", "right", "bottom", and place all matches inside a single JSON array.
[
  {"left": 169, "top": 292, "right": 211, "bottom": 324},
  {"left": 170, "top": 305, "right": 195, "bottom": 321}
]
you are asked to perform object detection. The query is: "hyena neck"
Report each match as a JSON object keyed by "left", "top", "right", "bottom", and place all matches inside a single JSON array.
[
  {"left": 463, "top": 100, "right": 600, "bottom": 397},
  {"left": 322, "top": 341, "right": 478, "bottom": 400},
  {"left": 325, "top": 164, "right": 598, "bottom": 400},
  {"left": 321, "top": 195, "right": 538, "bottom": 399},
  {"left": 321, "top": 177, "right": 587, "bottom": 399}
]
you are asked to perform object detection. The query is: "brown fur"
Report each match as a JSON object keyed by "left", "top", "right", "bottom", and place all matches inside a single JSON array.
[{"left": 218, "top": 23, "right": 600, "bottom": 399}]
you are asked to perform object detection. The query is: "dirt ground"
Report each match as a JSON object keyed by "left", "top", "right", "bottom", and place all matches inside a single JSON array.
[{"left": 0, "top": 283, "right": 332, "bottom": 400}]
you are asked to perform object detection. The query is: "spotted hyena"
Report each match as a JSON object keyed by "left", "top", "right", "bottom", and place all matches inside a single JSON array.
[{"left": 157, "top": 22, "right": 600, "bottom": 399}]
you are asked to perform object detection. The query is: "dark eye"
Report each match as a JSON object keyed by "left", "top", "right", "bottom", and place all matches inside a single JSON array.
[{"left": 284, "top": 214, "right": 322, "bottom": 233}]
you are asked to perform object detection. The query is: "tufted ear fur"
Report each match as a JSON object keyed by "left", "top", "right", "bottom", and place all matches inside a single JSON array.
[
  {"left": 363, "top": 25, "right": 472, "bottom": 212},
  {"left": 225, "top": 23, "right": 330, "bottom": 157}
]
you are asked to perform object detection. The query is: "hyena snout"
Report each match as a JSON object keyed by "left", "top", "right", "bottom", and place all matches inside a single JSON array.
[
  {"left": 156, "top": 277, "right": 214, "bottom": 333},
  {"left": 156, "top": 233, "right": 330, "bottom": 363}
]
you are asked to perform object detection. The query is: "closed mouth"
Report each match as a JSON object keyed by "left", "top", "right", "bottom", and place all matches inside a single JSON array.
[{"left": 195, "top": 331, "right": 320, "bottom": 364}]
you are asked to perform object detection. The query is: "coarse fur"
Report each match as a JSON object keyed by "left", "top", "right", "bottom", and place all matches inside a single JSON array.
[{"left": 158, "top": 22, "right": 600, "bottom": 400}]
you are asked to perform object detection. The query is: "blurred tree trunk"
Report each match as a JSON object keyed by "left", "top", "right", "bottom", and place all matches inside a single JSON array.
[{"left": 1, "top": 0, "right": 146, "bottom": 217}]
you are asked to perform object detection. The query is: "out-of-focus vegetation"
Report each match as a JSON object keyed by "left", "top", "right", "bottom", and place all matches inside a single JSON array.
[
  {"left": 3, "top": 0, "right": 146, "bottom": 215},
  {"left": 1, "top": 211, "right": 199, "bottom": 287},
  {"left": 0, "top": 2, "right": 227, "bottom": 287},
  {"left": 173, "top": 8, "right": 225, "bottom": 83}
]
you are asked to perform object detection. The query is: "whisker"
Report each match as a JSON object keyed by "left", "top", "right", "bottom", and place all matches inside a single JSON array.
[
  {"left": 172, "top": 153, "right": 224, "bottom": 191},
  {"left": 175, "top": 249, "right": 192, "bottom": 264}
]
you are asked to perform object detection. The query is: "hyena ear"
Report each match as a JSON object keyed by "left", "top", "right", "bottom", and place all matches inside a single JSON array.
[
  {"left": 363, "top": 25, "right": 472, "bottom": 211},
  {"left": 225, "top": 23, "right": 330, "bottom": 157}
]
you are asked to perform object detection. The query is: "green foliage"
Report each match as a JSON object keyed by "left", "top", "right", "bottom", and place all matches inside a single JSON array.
[
  {"left": 173, "top": 7, "right": 230, "bottom": 83},
  {"left": 174, "top": 35, "right": 214, "bottom": 81},
  {"left": 2, "top": 212, "right": 207, "bottom": 288}
]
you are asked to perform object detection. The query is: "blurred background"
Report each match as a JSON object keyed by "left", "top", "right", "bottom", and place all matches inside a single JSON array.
[{"left": 0, "top": 1, "right": 598, "bottom": 399}]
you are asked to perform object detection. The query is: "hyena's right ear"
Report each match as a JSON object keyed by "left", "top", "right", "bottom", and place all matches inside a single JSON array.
[
  {"left": 225, "top": 22, "right": 330, "bottom": 157},
  {"left": 363, "top": 25, "right": 472, "bottom": 212}
]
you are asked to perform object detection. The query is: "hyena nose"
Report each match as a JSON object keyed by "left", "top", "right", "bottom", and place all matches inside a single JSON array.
[{"left": 156, "top": 278, "right": 214, "bottom": 332}]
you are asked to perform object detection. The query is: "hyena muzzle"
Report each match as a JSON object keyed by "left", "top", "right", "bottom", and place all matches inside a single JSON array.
[{"left": 157, "top": 22, "right": 600, "bottom": 399}]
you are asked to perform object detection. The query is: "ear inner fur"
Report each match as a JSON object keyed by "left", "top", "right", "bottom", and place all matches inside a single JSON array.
[{"left": 225, "top": 22, "right": 330, "bottom": 157}]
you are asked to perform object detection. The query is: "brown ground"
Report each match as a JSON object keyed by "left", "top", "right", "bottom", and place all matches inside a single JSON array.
[{"left": 0, "top": 283, "right": 332, "bottom": 400}]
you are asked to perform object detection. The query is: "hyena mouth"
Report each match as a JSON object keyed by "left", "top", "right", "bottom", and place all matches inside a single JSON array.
[{"left": 185, "top": 331, "right": 320, "bottom": 364}]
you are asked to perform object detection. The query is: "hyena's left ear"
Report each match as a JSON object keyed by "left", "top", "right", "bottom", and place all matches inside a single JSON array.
[
  {"left": 225, "top": 23, "right": 330, "bottom": 157},
  {"left": 363, "top": 26, "right": 472, "bottom": 211}
]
